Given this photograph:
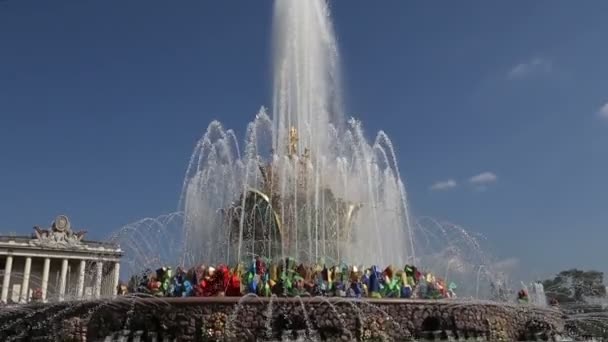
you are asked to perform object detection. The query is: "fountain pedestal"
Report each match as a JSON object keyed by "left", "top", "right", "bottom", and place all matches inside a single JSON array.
[{"left": 0, "top": 297, "right": 564, "bottom": 341}]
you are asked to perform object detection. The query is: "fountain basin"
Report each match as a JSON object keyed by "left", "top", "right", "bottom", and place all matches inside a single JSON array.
[{"left": 0, "top": 297, "right": 564, "bottom": 341}]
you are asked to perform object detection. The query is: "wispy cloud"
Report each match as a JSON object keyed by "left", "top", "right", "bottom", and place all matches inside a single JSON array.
[
  {"left": 507, "top": 58, "right": 552, "bottom": 80},
  {"left": 430, "top": 173, "right": 498, "bottom": 192},
  {"left": 469, "top": 172, "right": 498, "bottom": 185},
  {"left": 598, "top": 102, "right": 608, "bottom": 119},
  {"left": 430, "top": 179, "right": 457, "bottom": 191}
]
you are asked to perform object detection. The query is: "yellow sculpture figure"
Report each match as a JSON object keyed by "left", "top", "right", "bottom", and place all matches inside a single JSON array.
[{"left": 288, "top": 126, "right": 298, "bottom": 157}]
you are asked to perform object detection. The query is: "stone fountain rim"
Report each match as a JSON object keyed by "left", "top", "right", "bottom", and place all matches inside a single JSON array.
[{"left": 8, "top": 296, "right": 562, "bottom": 315}]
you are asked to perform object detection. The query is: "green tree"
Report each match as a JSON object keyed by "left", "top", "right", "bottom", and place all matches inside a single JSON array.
[{"left": 542, "top": 269, "right": 606, "bottom": 303}]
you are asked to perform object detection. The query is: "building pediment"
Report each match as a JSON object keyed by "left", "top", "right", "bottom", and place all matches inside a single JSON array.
[{"left": 30, "top": 215, "right": 88, "bottom": 250}]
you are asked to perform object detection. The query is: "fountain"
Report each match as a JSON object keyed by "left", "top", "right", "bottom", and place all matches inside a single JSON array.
[
  {"left": 180, "top": 0, "right": 413, "bottom": 268},
  {"left": 0, "top": 0, "right": 568, "bottom": 341}
]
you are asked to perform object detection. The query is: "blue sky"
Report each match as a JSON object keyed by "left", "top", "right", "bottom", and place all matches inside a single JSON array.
[{"left": 1, "top": 1, "right": 607, "bottom": 280}]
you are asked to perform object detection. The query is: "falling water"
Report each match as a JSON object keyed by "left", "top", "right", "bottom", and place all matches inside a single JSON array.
[
  {"left": 179, "top": 0, "right": 414, "bottom": 267},
  {"left": 529, "top": 282, "right": 548, "bottom": 307}
]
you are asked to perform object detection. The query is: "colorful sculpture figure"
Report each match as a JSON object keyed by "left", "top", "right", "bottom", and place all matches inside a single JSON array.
[
  {"left": 226, "top": 265, "right": 242, "bottom": 297},
  {"left": 447, "top": 282, "right": 457, "bottom": 299},
  {"left": 332, "top": 266, "right": 347, "bottom": 297},
  {"left": 171, "top": 267, "right": 184, "bottom": 297},
  {"left": 31, "top": 288, "right": 43, "bottom": 302},
  {"left": 134, "top": 269, "right": 152, "bottom": 294},
  {"left": 382, "top": 266, "right": 400, "bottom": 298},
  {"left": 404, "top": 265, "right": 417, "bottom": 292},
  {"left": 148, "top": 275, "right": 162, "bottom": 296},
  {"left": 155, "top": 267, "right": 173, "bottom": 296},
  {"left": 368, "top": 265, "right": 382, "bottom": 298},
  {"left": 117, "top": 282, "right": 128, "bottom": 296},
  {"left": 401, "top": 283, "right": 412, "bottom": 298},
  {"left": 171, "top": 267, "right": 193, "bottom": 297},
  {"left": 518, "top": 289, "right": 529, "bottom": 303},
  {"left": 256, "top": 257, "right": 267, "bottom": 276},
  {"left": 398, "top": 270, "right": 412, "bottom": 298},
  {"left": 196, "top": 266, "right": 214, "bottom": 297},
  {"left": 416, "top": 276, "right": 428, "bottom": 299},
  {"left": 130, "top": 260, "right": 465, "bottom": 300},
  {"left": 293, "top": 275, "right": 307, "bottom": 296},
  {"left": 261, "top": 272, "right": 272, "bottom": 297},
  {"left": 347, "top": 266, "right": 362, "bottom": 298},
  {"left": 214, "top": 264, "right": 230, "bottom": 296},
  {"left": 245, "top": 259, "right": 258, "bottom": 294}
]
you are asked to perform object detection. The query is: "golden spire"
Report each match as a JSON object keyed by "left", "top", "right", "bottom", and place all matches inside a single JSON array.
[{"left": 288, "top": 126, "right": 298, "bottom": 157}]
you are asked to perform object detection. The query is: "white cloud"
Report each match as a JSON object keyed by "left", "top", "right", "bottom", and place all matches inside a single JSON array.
[
  {"left": 430, "top": 179, "right": 457, "bottom": 191},
  {"left": 507, "top": 58, "right": 552, "bottom": 80},
  {"left": 598, "top": 103, "right": 608, "bottom": 119},
  {"left": 469, "top": 172, "right": 498, "bottom": 185}
]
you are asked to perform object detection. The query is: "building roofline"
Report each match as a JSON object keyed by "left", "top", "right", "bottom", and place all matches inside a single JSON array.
[{"left": 0, "top": 235, "right": 120, "bottom": 250}]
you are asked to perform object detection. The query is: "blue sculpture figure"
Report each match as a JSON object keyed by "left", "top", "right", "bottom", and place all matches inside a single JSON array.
[
  {"left": 171, "top": 270, "right": 184, "bottom": 297},
  {"left": 250, "top": 275, "right": 260, "bottom": 294},
  {"left": 347, "top": 266, "right": 363, "bottom": 298},
  {"left": 369, "top": 266, "right": 382, "bottom": 298},
  {"left": 171, "top": 268, "right": 193, "bottom": 297},
  {"left": 401, "top": 285, "right": 412, "bottom": 298},
  {"left": 397, "top": 270, "right": 412, "bottom": 298},
  {"left": 349, "top": 281, "right": 362, "bottom": 298},
  {"left": 361, "top": 269, "right": 370, "bottom": 292},
  {"left": 246, "top": 259, "right": 258, "bottom": 294},
  {"left": 184, "top": 279, "right": 193, "bottom": 296},
  {"left": 334, "top": 281, "right": 346, "bottom": 297}
]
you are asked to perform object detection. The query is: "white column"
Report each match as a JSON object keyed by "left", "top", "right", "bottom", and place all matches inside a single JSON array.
[
  {"left": 1, "top": 255, "right": 13, "bottom": 303},
  {"left": 58, "top": 258, "right": 68, "bottom": 301},
  {"left": 77, "top": 260, "right": 86, "bottom": 299},
  {"left": 41, "top": 257, "right": 50, "bottom": 302},
  {"left": 112, "top": 262, "right": 120, "bottom": 296},
  {"left": 19, "top": 257, "right": 32, "bottom": 303},
  {"left": 94, "top": 261, "right": 103, "bottom": 298}
]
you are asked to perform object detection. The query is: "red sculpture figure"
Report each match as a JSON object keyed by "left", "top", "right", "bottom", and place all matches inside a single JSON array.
[
  {"left": 226, "top": 266, "right": 242, "bottom": 296},
  {"left": 31, "top": 288, "right": 43, "bottom": 302},
  {"left": 196, "top": 266, "right": 214, "bottom": 297},
  {"left": 210, "top": 264, "right": 230, "bottom": 296},
  {"left": 256, "top": 257, "right": 267, "bottom": 276},
  {"left": 518, "top": 289, "right": 529, "bottom": 303},
  {"left": 195, "top": 264, "right": 206, "bottom": 284},
  {"left": 436, "top": 280, "right": 447, "bottom": 298},
  {"left": 148, "top": 275, "right": 162, "bottom": 296}
]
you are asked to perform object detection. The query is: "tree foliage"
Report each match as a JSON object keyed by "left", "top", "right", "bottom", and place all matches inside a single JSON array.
[{"left": 542, "top": 269, "right": 606, "bottom": 303}]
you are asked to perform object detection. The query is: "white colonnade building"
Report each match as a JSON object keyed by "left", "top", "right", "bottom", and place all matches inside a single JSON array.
[{"left": 0, "top": 215, "right": 122, "bottom": 303}]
